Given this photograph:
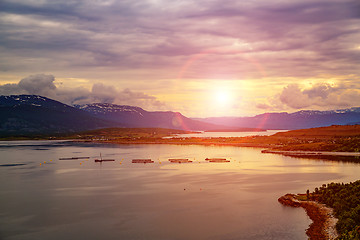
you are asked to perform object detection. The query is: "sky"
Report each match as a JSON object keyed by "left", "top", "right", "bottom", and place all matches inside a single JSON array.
[{"left": 0, "top": 0, "right": 359, "bottom": 117}]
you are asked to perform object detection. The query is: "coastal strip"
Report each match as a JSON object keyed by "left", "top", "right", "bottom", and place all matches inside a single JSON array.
[
  {"left": 278, "top": 194, "right": 338, "bottom": 240},
  {"left": 262, "top": 149, "right": 360, "bottom": 157}
]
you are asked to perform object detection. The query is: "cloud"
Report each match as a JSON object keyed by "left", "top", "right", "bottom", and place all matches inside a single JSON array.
[
  {"left": 0, "top": 83, "right": 24, "bottom": 95},
  {"left": 0, "top": 74, "right": 167, "bottom": 111},
  {"left": 278, "top": 83, "right": 360, "bottom": 109},
  {"left": 0, "top": 0, "right": 359, "bottom": 117},
  {"left": 0, "top": 0, "right": 359, "bottom": 80},
  {"left": 89, "top": 83, "right": 117, "bottom": 104},
  {"left": 302, "top": 83, "right": 335, "bottom": 99},
  {"left": 18, "top": 74, "right": 56, "bottom": 96},
  {"left": 0, "top": 74, "right": 56, "bottom": 96},
  {"left": 279, "top": 84, "right": 313, "bottom": 108},
  {"left": 255, "top": 103, "right": 272, "bottom": 110}
]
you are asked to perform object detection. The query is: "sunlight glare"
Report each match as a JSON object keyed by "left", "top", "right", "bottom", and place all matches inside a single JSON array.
[{"left": 216, "top": 91, "right": 230, "bottom": 105}]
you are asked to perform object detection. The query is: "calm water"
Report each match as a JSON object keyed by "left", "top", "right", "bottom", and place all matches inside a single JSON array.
[
  {"left": 169, "top": 130, "right": 288, "bottom": 138},
  {"left": 0, "top": 141, "right": 359, "bottom": 240}
]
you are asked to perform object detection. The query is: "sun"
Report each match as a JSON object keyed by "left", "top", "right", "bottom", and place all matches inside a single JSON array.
[
  {"left": 215, "top": 90, "right": 232, "bottom": 107},
  {"left": 207, "top": 83, "right": 237, "bottom": 113},
  {"left": 216, "top": 91, "right": 229, "bottom": 104}
]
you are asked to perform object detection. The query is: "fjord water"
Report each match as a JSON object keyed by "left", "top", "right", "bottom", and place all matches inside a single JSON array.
[{"left": 1, "top": 141, "right": 359, "bottom": 240}]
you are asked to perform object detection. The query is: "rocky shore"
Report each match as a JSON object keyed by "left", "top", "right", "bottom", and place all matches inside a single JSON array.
[{"left": 278, "top": 194, "right": 338, "bottom": 240}]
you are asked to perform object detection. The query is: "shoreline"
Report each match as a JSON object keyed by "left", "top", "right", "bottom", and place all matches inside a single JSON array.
[
  {"left": 73, "top": 139, "right": 274, "bottom": 148},
  {"left": 4, "top": 138, "right": 359, "bottom": 158},
  {"left": 278, "top": 194, "right": 338, "bottom": 240},
  {"left": 78, "top": 139, "right": 360, "bottom": 157},
  {"left": 262, "top": 149, "right": 360, "bottom": 157}
]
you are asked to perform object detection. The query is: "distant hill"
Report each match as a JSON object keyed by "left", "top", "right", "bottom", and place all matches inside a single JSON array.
[
  {"left": 194, "top": 108, "right": 360, "bottom": 130},
  {"left": 75, "top": 103, "right": 225, "bottom": 131},
  {"left": 0, "top": 95, "right": 119, "bottom": 136}
]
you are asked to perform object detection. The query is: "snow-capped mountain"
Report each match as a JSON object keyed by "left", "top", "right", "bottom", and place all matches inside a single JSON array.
[
  {"left": 292, "top": 108, "right": 360, "bottom": 116},
  {"left": 75, "top": 103, "right": 145, "bottom": 116},
  {"left": 75, "top": 103, "right": 224, "bottom": 130},
  {"left": 1, "top": 95, "right": 71, "bottom": 110},
  {"left": 195, "top": 108, "right": 360, "bottom": 130},
  {"left": 2, "top": 94, "right": 359, "bottom": 136},
  {"left": 0, "top": 95, "right": 225, "bottom": 136},
  {"left": 0, "top": 95, "right": 120, "bottom": 136}
]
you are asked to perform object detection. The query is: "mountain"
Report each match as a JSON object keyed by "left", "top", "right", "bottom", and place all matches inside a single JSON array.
[
  {"left": 0, "top": 95, "right": 120, "bottom": 136},
  {"left": 0, "top": 95, "right": 226, "bottom": 137},
  {"left": 194, "top": 108, "right": 360, "bottom": 130},
  {"left": 75, "top": 103, "right": 225, "bottom": 131},
  {"left": 3, "top": 95, "right": 358, "bottom": 136}
]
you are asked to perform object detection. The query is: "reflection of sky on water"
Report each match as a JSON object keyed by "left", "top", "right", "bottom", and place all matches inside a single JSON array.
[{"left": 0, "top": 141, "right": 359, "bottom": 240}]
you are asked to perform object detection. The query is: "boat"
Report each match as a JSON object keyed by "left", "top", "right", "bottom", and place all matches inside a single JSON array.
[
  {"left": 168, "top": 158, "right": 192, "bottom": 163},
  {"left": 94, "top": 159, "right": 115, "bottom": 162},
  {"left": 205, "top": 158, "right": 230, "bottom": 162},
  {"left": 59, "top": 157, "right": 90, "bottom": 160},
  {"left": 94, "top": 153, "right": 115, "bottom": 163},
  {"left": 132, "top": 159, "right": 154, "bottom": 163}
]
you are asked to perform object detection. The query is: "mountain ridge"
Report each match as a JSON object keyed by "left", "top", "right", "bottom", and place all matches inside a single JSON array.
[
  {"left": 194, "top": 108, "right": 360, "bottom": 130},
  {"left": 0, "top": 95, "right": 226, "bottom": 136},
  {"left": 1, "top": 95, "right": 360, "bottom": 136},
  {"left": 75, "top": 102, "right": 226, "bottom": 131}
]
